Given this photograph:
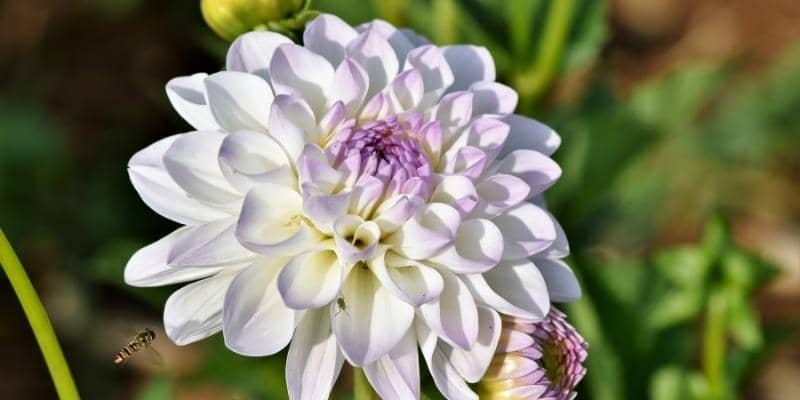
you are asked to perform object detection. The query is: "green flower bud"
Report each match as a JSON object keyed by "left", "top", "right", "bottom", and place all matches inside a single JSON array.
[{"left": 201, "top": 0, "right": 308, "bottom": 41}]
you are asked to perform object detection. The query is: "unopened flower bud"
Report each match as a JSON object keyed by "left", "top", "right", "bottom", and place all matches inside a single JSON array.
[
  {"left": 480, "top": 309, "right": 588, "bottom": 400},
  {"left": 201, "top": 0, "right": 307, "bottom": 41}
]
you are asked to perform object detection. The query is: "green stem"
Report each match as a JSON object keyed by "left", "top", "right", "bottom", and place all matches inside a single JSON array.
[
  {"left": 353, "top": 367, "right": 375, "bottom": 400},
  {"left": 0, "top": 228, "right": 80, "bottom": 400},
  {"left": 513, "top": 0, "right": 576, "bottom": 106},
  {"left": 703, "top": 288, "right": 727, "bottom": 399}
]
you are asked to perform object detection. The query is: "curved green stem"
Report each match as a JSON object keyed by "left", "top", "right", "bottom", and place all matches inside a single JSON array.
[
  {"left": 513, "top": 0, "right": 576, "bottom": 106},
  {"left": 0, "top": 228, "right": 80, "bottom": 400},
  {"left": 353, "top": 367, "right": 375, "bottom": 400}
]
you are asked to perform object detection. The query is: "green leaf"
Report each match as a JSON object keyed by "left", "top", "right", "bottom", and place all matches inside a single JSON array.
[
  {"left": 136, "top": 376, "right": 172, "bottom": 400},
  {"left": 563, "top": 0, "right": 608, "bottom": 71}
]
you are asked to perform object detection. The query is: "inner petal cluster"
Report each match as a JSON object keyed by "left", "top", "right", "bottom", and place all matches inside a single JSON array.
[{"left": 327, "top": 115, "right": 432, "bottom": 189}]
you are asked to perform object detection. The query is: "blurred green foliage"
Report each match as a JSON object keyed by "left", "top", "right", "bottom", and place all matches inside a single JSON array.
[{"left": 0, "top": 0, "right": 797, "bottom": 399}]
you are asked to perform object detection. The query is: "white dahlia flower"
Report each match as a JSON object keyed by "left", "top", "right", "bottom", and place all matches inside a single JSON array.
[{"left": 125, "top": 14, "right": 580, "bottom": 400}]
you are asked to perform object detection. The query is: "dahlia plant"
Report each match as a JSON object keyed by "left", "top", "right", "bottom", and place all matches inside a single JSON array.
[{"left": 125, "top": 13, "right": 581, "bottom": 399}]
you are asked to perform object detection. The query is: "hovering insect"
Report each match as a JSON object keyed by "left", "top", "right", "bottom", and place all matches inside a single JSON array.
[{"left": 113, "top": 328, "right": 158, "bottom": 366}]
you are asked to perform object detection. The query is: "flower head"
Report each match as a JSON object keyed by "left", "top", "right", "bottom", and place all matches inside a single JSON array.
[
  {"left": 480, "top": 309, "right": 588, "bottom": 400},
  {"left": 125, "top": 13, "right": 581, "bottom": 400}
]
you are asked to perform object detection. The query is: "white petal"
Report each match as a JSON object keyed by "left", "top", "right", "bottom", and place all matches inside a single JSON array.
[
  {"left": 205, "top": 71, "right": 273, "bottom": 132},
  {"left": 386, "top": 203, "right": 459, "bottom": 260},
  {"left": 372, "top": 195, "right": 419, "bottom": 234},
  {"left": 278, "top": 250, "right": 342, "bottom": 309},
  {"left": 236, "top": 183, "right": 325, "bottom": 256},
  {"left": 416, "top": 322, "right": 478, "bottom": 400},
  {"left": 226, "top": 31, "right": 293, "bottom": 81},
  {"left": 537, "top": 212, "right": 570, "bottom": 258},
  {"left": 444, "top": 307, "right": 501, "bottom": 382},
  {"left": 124, "top": 226, "right": 226, "bottom": 287},
  {"left": 403, "top": 45, "right": 454, "bottom": 96},
  {"left": 346, "top": 28, "right": 399, "bottom": 100},
  {"left": 302, "top": 193, "right": 350, "bottom": 235},
  {"left": 494, "top": 149, "right": 561, "bottom": 197},
  {"left": 443, "top": 45, "right": 495, "bottom": 92},
  {"left": 268, "top": 94, "right": 318, "bottom": 161},
  {"left": 441, "top": 146, "right": 487, "bottom": 179},
  {"left": 304, "top": 14, "right": 358, "bottom": 67},
  {"left": 166, "top": 73, "right": 220, "bottom": 130},
  {"left": 330, "top": 58, "right": 370, "bottom": 116},
  {"left": 427, "top": 219, "right": 504, "bottom": 274},
  {"left": 333, "top": 266, "right": 415, "bottom": 365},
  {"left": 167, "top": 217, "right": 254, "bottom": 267},
  {"left": 436, "top": 92, "right": 474, "bottom": 130},
  {"left": 499, "top": 114, "right": 561, "bottom": 156},
  {"left": 464, "top": 258, "right": 550, "bottom": 320},
  {"left": 472, "top": 174, "right": 530, "bottom": 218},
  {"left": 333, "top": 215, "right": 381, "bottom": 263},
  {"left": 430, "top": 175, "right": 478, "bottom": 215},
  {"left": 358, "top": 20, "right": 415, "bottom": 67},
  {"left": 386, "top": 69, "right": 424, "bottom": 112},
  {"left": 163, "top": 268, "right": 241, "bottom": 345},
  {"left": 370, "top": 250, "right": 444, "bottom": 307},
  {"left": 271, "top": 43, "right": 335, "bottom": 117},
  {"left": 493, "top": 202, "right": 556, "bottom": 260},
  {"left": 128, "top": 135, "right": 229, "bottom": 225},
  {"left": 218, "top": 130, "right": 295, "bottom": 193},
  {"left": 418, "top": 269, "right": 479, "bottom": 350},
  {"left": 469, "top": 81, "right": 518, "bottom": 115},
  {"left": 286, "top": 308, "right": 345, "bottom": 400},
  {"left": 163, "top": 130, "right": 240, "bottom": 206},
  {"left": 363, "top": 328, "right": 420, "bottom": 400},
  {"left": 534, "top": 258, "right": 581, "bottom": 302},
  {"left": 222, "top": 258, "right": 296, "bottom": 356}
]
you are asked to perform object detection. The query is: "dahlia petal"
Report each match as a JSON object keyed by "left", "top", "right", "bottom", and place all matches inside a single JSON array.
[
  {"left": 349, "top": 175, "right": 384, "bottom": 217},
  {"left": 469, "top": 81, "right": 518, "bottom": 115},
  {"left": 418, "top": 268, "right": 479, "bottom": 350},
  {"left": 226, "top": 31, "right": 292, "bottom": 82},
  {"left": 204, "top": 71, "right": 273, "bottom": 132},
  {"left": 124, "top": 227, "right": 226, "bottom": 287},
  {"left": 346, "top": 28, "right": 399, "bottom": 100},
  {"left": 403, "top": 45, "right": 454, "bottom": 97},
  {"left": 333, "top": 215, "right": 381, "bottom": 263},
  {"left": 302, "top": 192, "right": 350, "bottom": 235},
  {"left": 493, "top": 202, "right": 557, "bottom": 260},
  {"left": 387, "top": 203, "right": 459, "bottom": 260},
  {"left": 463, "top": 117, "right": 510, "bottom": 164},
  {"left": 416, "top": 322, "right": 479, "bottom": 400},
  {"left": 472, "top": 174, "right": 530, "bottom": 218},
  {"left": 270, "top": 43, "right": 335, "bottom": 117},
  {"left": 534, "top": 258, "right": 581, "bottom": 302},
  {"left": 359, "top": 92, "right": 389, "bottom": 121},
  {"left": 303, "top": 14, "right": 358, "bottom": 67},
  {"left": 370, "top": 250, "right": 444, "bottom": 307},
  {"left": 357, "top": 19, "right": 415, "bottom": 67},
  {"left": 277, "top": 250, "right": 343, "bottom": 309},
  {"left": 363, "top": 328, "right": 420, "bottom": 400},
  {"left": 236, "top": 183, "right": 325, "bottom": 256},
  {"left": 163, "top": 130, "right": 240, "bottom": 206},
  {"left": 497, "top": 329, "right": 535, "bottom": 353},
  {"left": 400, "top": 28, "right": 430, "bottom": 47},
  {"left": 465, "top": 259, "right": 550, "bottom": 320},
  {"left": 286, "top": 308, "right": 345, "bottom": 400},
  {"left": 164, "top": 268, "right": 240, "bottom": 345},
  {"left": 436, "top": 91, "right": 474, "bottom": 130},
  {"left": 494, "top": 149, "right": 562, "bottom": 197},
  {"left": 373, "top": 195, "right": 419, "bottom": 234},
  {"left": 427, "top": 219, "right": 504, "bottom": 274},
  {"left": 268, "top": 94, "right": 319, "bottom": 161},
  {"left": 442, "top": 146, "right": 487, "bottom": 179},
  {"left": 537, "top": 212, "right": 570, "bottom": 258},
  {"left": 499, "top": 114, "right": 561, "bottom": 157},
  {"left": 218, "top": 130, "right": 295, "bottom": 193},
  {"left": 128, "top": 135, "right": 228, "bottom": 225},
  {"left": 444, "top": 307, "right": 501, "bottom": 383},
  {"left": 331, "top": 58, "right": 370, "bottom": 116},
  {"left": 443, "top": 45, "right": 495, "bottom": 92},
  {"left": 166, "top": 73, "right": 220, "bottom": 131},
  {"left": 297, "top": 144, "right": 344, "bottom": 193},
  {"left": 167, "top": 217, "right": 254, "bottom": 268},
  {"left": 333, "top": 265, "right": 415, "bottom": 365},
  {"left": 430, "top": 175, "right": 478, "bottom": 215},
  {"left": 387, "top": 69, "right": 424, "bottom": 112},
  {"left": 222, "top": 258, "right": 296, "bottom": 356}
]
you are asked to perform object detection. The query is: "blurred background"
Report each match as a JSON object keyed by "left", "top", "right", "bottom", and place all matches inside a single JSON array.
[{"left": 0, "top": 0, "right": 798, "bottom": 399}]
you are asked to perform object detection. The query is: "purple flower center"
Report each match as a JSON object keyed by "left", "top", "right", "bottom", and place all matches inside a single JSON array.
[{"left": 327, "top": 115, "right": 432, "bottom": 187}]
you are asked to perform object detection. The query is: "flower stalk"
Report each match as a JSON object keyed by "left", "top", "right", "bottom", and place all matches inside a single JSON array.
[{"left": 0, "top": 228, "right": 80, "bottom": 400}]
